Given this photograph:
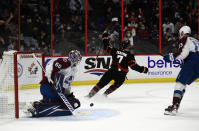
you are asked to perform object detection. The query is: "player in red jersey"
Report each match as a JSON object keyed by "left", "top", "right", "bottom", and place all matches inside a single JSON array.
[{"left": 86, "top": 32, "right": 148, "bottom": 98}]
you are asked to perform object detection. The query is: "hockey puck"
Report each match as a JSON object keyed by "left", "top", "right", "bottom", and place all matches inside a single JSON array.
[{"left": 90, "top": 103, "right": 94, "bottom": 107}]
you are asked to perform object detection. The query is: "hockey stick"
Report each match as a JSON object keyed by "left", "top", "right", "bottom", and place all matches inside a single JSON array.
[
  {"left": 94, "top": 40, "right": 104, "bottom": 66},
  {"left": 95, "top": 30, "right": 110, "bottom": 64},
  {"left": 57, "top": 92, "right": 74, "bottom": 112},
  {"left": 32, "top": 53, "right": 75, "bottom": 113},
  {"left": 32, "top": 53, "right": 46, "bottom": 72}
]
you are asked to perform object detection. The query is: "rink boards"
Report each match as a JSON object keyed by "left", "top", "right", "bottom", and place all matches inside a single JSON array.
[
  {"left": 1, "top": 55, "right": 198, "bottom": 90},
  {"left": 46, "top": 55, "right": 199, "bottom": 86}
]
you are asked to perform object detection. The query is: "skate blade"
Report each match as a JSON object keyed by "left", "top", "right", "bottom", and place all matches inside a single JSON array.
[
  {"left": 84, "top": 94, "right": 91, "bottom": 99},
  {"left": 102, "top": 94, "right": 108, "bottom": 98},
  {"left": 164, "top": 111, "right": 177, "bottom": 116}
]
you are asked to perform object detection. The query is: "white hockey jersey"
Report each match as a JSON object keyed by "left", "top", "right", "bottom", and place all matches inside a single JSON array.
[
  {"left": 42, "top": 58, "right": 77, "bottom": 95},
  {"left": 174, "top": 36, "right": 199, "bottom": 61}
]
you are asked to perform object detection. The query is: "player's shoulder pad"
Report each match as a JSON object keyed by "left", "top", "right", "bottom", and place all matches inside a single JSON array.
[{"left": 56, "top": 58, "right": 71, "bottom": 68}]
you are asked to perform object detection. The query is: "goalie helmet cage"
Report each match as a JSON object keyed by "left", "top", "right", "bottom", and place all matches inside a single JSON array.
[{"left": 0, "top": 51, "right": 44, "bottom": 119}]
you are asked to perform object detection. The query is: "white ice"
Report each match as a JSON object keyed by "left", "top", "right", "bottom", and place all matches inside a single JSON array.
[{"left": 1, "top": 82, "right": 199, "bottom": 131}]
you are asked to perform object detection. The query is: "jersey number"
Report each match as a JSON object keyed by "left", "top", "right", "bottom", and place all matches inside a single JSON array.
[
  {"left": 117, "top": 55, "right": 124, "bottom": 71},
  {"left": 55, "top": 62, "right": 62, "bottom": 69}
]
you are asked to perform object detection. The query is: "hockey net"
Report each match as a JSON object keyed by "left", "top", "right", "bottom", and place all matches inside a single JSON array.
[{"left": 0, "top": 51, "right": 44, "bottom": 119}]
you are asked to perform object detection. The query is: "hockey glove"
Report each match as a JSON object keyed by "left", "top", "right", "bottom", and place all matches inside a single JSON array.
[
  {"left": 102, "top": 31, "right": 108, "bottom": 38},
  {"left": 163, "top": 53, "right": 175, "bottom": 62},
  {"left": 67, "top": 93, "right": 80, "bottom": 109},
  {"left": 102, "top": 31, "right": 109, "bottom": 42},
  {"left": 142, "top": 66, "right": 148, "bottom": 74}
]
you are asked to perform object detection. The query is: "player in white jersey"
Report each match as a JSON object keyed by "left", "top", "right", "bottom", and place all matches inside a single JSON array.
[
  {"left": 27, "top": 50, "right": 82, "bottom": 117},
  {"left": 163, "top": 26, "right": 199, "bottom": 115}
]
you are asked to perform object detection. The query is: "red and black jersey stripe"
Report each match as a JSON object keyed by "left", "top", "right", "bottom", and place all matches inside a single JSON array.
[{"left": 102, "top": 39, "right": 144, "bottom": 73}]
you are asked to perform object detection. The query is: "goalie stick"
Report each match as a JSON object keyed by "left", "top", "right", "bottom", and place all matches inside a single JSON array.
[{"left": 32, "top": 53, "right": 75, "bottom": 113}]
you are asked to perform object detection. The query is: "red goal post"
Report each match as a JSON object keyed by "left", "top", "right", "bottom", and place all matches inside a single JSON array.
[
  {"left": 0, "top": 51, "right": 44, "bottom": 119},
  {"left": 14, "top": 51, "right": 44, "bottom": 118}
]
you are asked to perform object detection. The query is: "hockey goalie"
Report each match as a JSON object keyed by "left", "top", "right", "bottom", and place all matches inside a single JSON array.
[{"left": 27, "top": 50, "right": 82, "bottom": 117}]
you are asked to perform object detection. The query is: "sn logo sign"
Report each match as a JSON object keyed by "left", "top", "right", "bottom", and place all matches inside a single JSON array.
[{"left": 84, "top": 57, "right": 112, "bottom": 69}]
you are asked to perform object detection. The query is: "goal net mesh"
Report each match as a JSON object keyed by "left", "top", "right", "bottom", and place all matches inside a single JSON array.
[{"left": 0, "top": 51, "right": 44, "bottom": 119}]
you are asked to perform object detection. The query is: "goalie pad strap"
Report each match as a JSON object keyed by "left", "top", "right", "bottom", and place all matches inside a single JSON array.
[{"left": 34, "top": 102, "right": 72, "bottom": 117}]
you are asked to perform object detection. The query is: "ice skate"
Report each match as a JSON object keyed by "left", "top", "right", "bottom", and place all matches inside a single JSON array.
[
  {"left": 86, "top": 85, "right": 101, "bottom": 98},
  {"left": 85, "top": 91, "right": 96, "bottom": 99},
  {"left": 102, "top": 93, "right": 108, "bottom": 98},
  {"left": 26, "top": 102, "right": 36, "bottom": 117},
  {"left": 164, "top": 104, "right": 179, "bottom": 116}
]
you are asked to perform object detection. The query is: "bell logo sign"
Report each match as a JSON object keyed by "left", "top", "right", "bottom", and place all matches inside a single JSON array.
[{"left": 147, "top": 56, "right": 182, "bottom": 68}]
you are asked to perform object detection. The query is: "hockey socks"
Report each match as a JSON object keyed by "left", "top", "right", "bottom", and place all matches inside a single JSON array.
[
  {"left": 87, "top": 85, "right": 101, "bottom": 98},
  {"left": 173, "top": 89, "right": 185, "bottom": 105},
  {"left": 103, "top": 85, "right": 118, "bottom": 96},
  {"left": 164, "top": 89, "right": 185, "bottom": 115}
]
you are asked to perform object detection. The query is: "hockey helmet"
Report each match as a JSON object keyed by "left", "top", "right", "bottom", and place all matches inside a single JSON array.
[
  {"left": 69, "top": 50, "right": 82, "bottom": 65},
  {"left": 120, "top": 40, "right": 131, "bottom": 50},
  {"left": 179, "top": 26, "right": 191, "bottom": 39}
]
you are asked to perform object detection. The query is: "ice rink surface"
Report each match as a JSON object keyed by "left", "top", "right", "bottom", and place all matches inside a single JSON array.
[{"left": 1, "top": 82, "right": 199, "bottom": 131}]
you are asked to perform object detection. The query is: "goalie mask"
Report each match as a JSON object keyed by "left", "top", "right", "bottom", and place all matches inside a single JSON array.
[{"left": 68, "top": 50, "right": 82, "bottom": 65}]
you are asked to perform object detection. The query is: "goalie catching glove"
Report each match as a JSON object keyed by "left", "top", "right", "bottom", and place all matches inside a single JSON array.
[{"left": 66, "top": 92, "right": 80, "bottom": 109}]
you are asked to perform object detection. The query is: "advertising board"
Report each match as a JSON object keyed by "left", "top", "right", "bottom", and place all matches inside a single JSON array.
[{"left": 46, "top": 55, "right": 199, "bottom": 85}]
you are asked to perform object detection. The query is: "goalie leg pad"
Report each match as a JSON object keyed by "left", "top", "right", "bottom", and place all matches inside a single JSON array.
[
  {"left": 32, "top": 101, "right": 72, "bottom": 117},
  {"left": 40, "top": 83, "right": 60, "bottom": 102}
]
